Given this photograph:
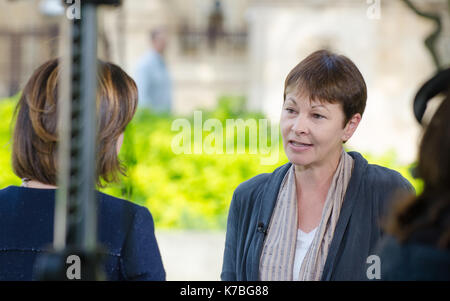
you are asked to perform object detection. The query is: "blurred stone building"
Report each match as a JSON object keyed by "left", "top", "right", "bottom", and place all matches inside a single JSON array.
[{"left": 1, "top": 0, "right": 449, "bottom": 164}]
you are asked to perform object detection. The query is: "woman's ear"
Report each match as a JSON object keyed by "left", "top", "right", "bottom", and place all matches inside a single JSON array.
[{"left": 342, "top": 113, "right": 362, "bottom": 142}]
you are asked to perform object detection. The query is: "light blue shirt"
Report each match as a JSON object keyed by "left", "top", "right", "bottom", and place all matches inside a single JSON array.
[{"left": 134, "top": 50, "right": 172, "bottom": 113}]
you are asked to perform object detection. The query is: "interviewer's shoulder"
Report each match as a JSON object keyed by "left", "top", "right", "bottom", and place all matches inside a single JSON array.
[{"left": 97, "top": 191, "right": 152, "bottom": 224}]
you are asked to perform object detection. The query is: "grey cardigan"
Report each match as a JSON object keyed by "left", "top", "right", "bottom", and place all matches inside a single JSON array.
[{"left": 221, "top": 151, "right": 414, "bottom": 281}]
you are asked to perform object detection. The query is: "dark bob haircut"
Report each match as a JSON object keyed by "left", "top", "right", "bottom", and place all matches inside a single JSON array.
[
  {"left": 12, "top": 58, "right": 138, "bottom": 187},
  {"left": 385, "top": 90, "right": 450, "bottom": 249},
  {"left": 284, "top": 49, "right": 367, "bottom": 125}
]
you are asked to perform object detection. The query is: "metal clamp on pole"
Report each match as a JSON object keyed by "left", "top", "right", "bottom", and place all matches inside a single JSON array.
[{"left": 34, "top": 0, "right": 122, "bottom": 281}]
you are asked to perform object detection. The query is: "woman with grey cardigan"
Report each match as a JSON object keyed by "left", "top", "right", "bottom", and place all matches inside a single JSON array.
[{"left": 221, "top": 50, "right": 414, "bottom": 281}]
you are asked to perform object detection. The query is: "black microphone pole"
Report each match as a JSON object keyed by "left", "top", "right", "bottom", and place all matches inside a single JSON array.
[{"left": 34, "top": 0, "right": 122, "bottom": 281}]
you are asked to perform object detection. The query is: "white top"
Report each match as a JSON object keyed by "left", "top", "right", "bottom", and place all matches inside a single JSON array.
[{"left": 292, "top": 227, "right": 318, "bottom": 281}]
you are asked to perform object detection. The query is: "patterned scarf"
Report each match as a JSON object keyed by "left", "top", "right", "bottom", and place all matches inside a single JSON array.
[{"left": 259, "top": 150, "right": 354, "bottom": 280}]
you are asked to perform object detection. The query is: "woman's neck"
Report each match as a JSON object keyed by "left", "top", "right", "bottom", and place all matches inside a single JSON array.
[
  {"left": 22, "top": 179, "right": 57, "bottom": 189},
  {"left": 294, "top": 150, "right": 342, "bottom": 193}
]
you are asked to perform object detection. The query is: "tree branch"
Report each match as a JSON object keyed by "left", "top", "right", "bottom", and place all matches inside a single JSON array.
[{"left": 401, "top": 0, "right": 443, "bottom": 70}]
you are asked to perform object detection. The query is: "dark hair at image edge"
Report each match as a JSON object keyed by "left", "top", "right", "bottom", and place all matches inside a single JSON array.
[{"left": 384, "top": 90, "right": 450, "bottom": 249}]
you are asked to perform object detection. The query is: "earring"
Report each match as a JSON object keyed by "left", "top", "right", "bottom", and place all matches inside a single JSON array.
[{"left": 21, "top": 178, "right": 31, "bottom": 187}]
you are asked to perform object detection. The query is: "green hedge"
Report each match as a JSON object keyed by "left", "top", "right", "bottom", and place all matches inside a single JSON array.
[{"left": 0, "top": 95, "right": 422, "bottom": 229}]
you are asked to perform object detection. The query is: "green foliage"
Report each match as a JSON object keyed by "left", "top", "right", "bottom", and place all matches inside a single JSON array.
[
  {"left": 101, "top": 101, "right": 288, "bottom": 230},
  {"left": 0, "top": 95, "right": 21, "bottom": 188},
  {"left": 0, "top": 95, "right": 423, "bottom": 230}
]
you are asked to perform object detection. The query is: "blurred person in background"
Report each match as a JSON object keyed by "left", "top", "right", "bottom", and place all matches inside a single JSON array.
[
  {"left": 221, "top": 50, "right": 414, "bottom": 281},
  {"left": 134, "top": 27, "right": 173, "bottom": 114},
  {"left": 377, "top": 71, "right": 450, "bottom": 280},
  {"left": 0, "top": 58, "right": 165, "bottom": 280}
]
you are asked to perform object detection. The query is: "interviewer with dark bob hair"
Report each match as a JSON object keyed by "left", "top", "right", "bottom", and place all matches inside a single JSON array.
[
  {"left": 377, "top": 75, "right": 450, "bottom": 280},
  {"left": 221, "top": 50, "right": 414, "bottom": 281},
  {"left": 0, "top": 58, "right": 165, "bottom": 280}
]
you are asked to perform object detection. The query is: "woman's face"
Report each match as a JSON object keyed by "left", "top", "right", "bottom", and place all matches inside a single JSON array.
[{"left": 280, "top": 89, "right": 360, "bottom": 169}]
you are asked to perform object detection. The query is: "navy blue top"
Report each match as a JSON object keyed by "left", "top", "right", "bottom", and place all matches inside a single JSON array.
[
  {"left": 221, "top": 151, "right": 415, "bottom": 281},
  {"left": 376, "top": 235, "right": 450, "bottom": 280},
  {"left": 0, "top": 186, "right": 165, "bottom": 281}
]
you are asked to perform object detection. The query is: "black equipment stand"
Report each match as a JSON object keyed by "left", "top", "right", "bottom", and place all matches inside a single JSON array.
[{"left": 34, "top": 0, "right": 121, "bottom": 281}]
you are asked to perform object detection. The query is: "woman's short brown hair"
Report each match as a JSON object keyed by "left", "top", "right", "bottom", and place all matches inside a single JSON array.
[
  {"left": 12, "top": 58, "right": 138, "bottom": 186},
  {"left": 284, "top": 49, "right": 367, "bottom": 125}
]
